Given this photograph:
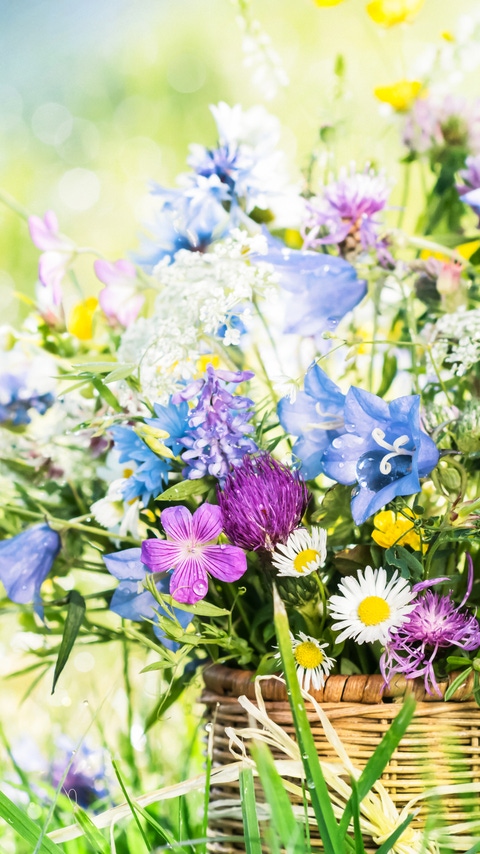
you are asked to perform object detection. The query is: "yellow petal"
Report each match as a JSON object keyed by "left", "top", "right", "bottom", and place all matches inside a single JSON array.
[
  {"left": 313, "top": 0, "right": 347, "bottom": 6},
  {"left": 374, "top": 79, "right": 423, "bottom": 112},
  {"left": 366, "top": 0, "right": 424, "bottom": 27},
  {"left": 455, "top": 240, "right": 480, "bottom": 260},
  {"left": 196, "top": 353, "right": 220, "bottom": 375},
  {"left": 68, "top": 297, "right": 98, "bottom": 340}
]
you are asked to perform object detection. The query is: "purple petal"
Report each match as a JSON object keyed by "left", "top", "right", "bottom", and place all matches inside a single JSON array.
[
  {"left": 170, "top": 558, "right": 209, "bottom": 604},
  {"left": 412, "top": 577, "right": 449, "bottom": 594},
  {"left": 201, "top": 545, "right": 247, "bottom": 582},
  {"left": 191, "top": 504, "right": 223, "bottom": 543},
  {"left": 94, "top": 258, "right": 136, "bottom": 287},
  {"left": 161, "top": 506, "right": 194, "bottom": 541},
  {"left": 141, "top": 539, "right": 184, "bottom": 572},
  {"left": 28, "top": 211, "right": 60, "bottom": 250},
  {"left": 38, "top": 252, "right": 67, "bottom": 303}
]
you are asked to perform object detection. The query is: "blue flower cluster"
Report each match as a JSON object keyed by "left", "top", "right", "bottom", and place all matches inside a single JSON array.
[
  {"left": 278, "top": 364, "right": 439, "bottom": 525},
  {"left": 110, "top": 424, "right": 176, "bottom": 504},
  {"left": 172, "top": 365, "right": 258, "bottom": 483},
  {"left": 0, "top": 372, "right": 54, "bottom": 426}
]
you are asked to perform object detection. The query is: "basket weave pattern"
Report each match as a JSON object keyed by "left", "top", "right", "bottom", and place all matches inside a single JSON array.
[{"left": 202, "top": 665, "right": 480, "bottom": 852}]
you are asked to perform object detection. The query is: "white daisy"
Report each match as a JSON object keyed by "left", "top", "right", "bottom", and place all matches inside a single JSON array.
[
  {"left": 276, "top": 632, "right": 335, "bottom": 692},
  {"left": 271, "top": 527, "right": 327, "bottom": 578},
  {"left": 328, "top": 565, "right": 416, "bottom": 646}
]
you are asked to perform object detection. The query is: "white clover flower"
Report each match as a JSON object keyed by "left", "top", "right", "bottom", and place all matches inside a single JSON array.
[
  {"left": 328, "top": 566, "right": 416, "bottom": 646},
  {"left": 272, "top": 527, "right": 327, "bottom": 578}
]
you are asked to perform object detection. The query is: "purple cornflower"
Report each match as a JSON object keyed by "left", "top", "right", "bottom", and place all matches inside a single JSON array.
[
  {"left": 218, "top": 452, "right": 309, "bottom": 552},
  {"left": 402, "top": 94, "right": 480, "bottom": 158},
  {"left": 141, "top": 504, "right": 247, "bottom": 605},
  {"left": 381, "top": 561, "right": 480, "bottom": 696},
  {"left": 302, "top": 165, "right": 391, "bottom": 261},
  {"left": 172, "top": 365, "right": 257, "bottom": 483}
]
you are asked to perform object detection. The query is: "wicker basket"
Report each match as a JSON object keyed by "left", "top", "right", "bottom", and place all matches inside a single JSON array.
[{"left": 202, "top": 664, "right": 480, "bottom": 852}]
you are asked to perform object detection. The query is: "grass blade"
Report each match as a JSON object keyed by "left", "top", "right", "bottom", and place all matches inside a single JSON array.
[
  {"left": 0, "top": 790, "right": 63, "bottom": 854},
  {"left": 239, "top": 766, "right": 262, "bottom": 854},
  {"left": 375, "top": 814, "right": 414, "bottom": 854},
  {"left": 251, "top": 739, "right": 306, "bottom": 854},
  {"left": 51, "top": 590, "right": 86, "bottom": 693},
  {"left": 339, "top": 694, "right": 416, "bottom": 839},
  {"left": 349, "top": 779, "right": 366, "bottom": 854},
  {"left": 73, "top": 806, "right": 110, "bottom": 854},
  {"left": 273, "top": 587, "right": 341, "bottom": 854}
]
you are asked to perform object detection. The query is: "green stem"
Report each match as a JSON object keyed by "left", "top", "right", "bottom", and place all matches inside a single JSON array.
[
  {"left": 0, "top": 187, "right": 30, "bottom": 220},
  {"left": 122, "top": 633, "right": 141, "bottom": 790},
  {"left": 252, "top": 342, "right": 279, "bottom": 409},
  {"left": 1, "top": 504, "right": 139, "bottom": 544},
  {"left": 396, "top": 162, "right": 411, "bottom": 230}
]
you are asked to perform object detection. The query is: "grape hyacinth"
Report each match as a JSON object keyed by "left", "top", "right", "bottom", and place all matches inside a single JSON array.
[
  {"left": 172, "top": 365, "right": 257, "bottom": 482},
  {"left": 218, "top": 451, "right": 309, "bottom": 552},
  {"left": 381, "top": 560, "right": 480, "bottom": 695}
]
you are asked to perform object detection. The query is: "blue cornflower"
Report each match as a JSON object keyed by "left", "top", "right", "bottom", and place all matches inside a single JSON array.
[
  {"left": 103, "top": 548, "right": 192, "bottom": 649},
  {"left": 145, "top": 398, "right": 189, "bottom": 456},
  {"left": 258, "top": 238, "right": 367, "bottom": 337},
  {"left": 51, "top": 737, "right": 110, "bottom": 809},
  {"left": 0, "top": 372, "right": 54, "bottom": 426},
  {"left": 322, "top": 388, "right": 439, "bottom": 525},
  {"left": 278, "top": 364, "right": 346, "bottom": 480},
  {"left": 110, "top": 426, "right": 171, "bottom": 504},
  {"left": 0, "top": 523, "right": 61, "bottom": 606},
  {"left": 172, "top": 365, "right": 257, "bottom": 483},
  {"left": 135, "top": 183, "right": 229, "bottom": 272}
]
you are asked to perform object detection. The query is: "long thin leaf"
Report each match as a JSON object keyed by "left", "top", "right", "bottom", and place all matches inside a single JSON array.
[
  {"left": 339, "top": 693, "right": 416, "bottom": 838},
  {"left": 375, "top": 814, "right": 414, "bottom": 854},
  {"left": 251, "top": 739, "right": 306, "bottom": 854},
  {"left": 0, "top": 790, "right": 63, "bottom": 854},
  {"left": 51, "top": 590, "right": 86, "bottom": 693},
  {"left": 239, "top": 766, "right": 262, "bottom": 854},
  {"left": 273, "top": 588, "right": 341, "bottom": 854},
  {"left": 73, "top": 806, "right": 110, "bottom": 854},
  {"left": 349, "top": 779, "right": 366, "bottom": 854}
]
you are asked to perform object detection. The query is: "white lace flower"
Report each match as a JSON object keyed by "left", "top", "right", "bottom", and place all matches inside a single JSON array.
[
  {"left": 272, "top": 527, "right": 327, "bottom": 578},
  {"left": 328, "top": 566, "right": 416, "bottom": 645}
]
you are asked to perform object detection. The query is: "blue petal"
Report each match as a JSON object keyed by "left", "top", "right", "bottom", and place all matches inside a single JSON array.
[
  {"left": 103, "top": 548, "right": 144, "bottom": 581},
  {"left": 0, "top": 524, "right": 60, "bottom": 604}
]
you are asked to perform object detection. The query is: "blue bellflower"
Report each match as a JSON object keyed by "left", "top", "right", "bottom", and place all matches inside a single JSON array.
[
  {"left": 257, "top": 238, "right": 367, "bottom": 337},
  {"left": 0, "top": 523, "right": 61, "bottom": 605},
  {"left": 172, "top": 365, "right": 257, "bottom": 483},
  {"left": 322, "top": 388, "right": 439, "bottom": 525},
  {"left": 103, "top": 548, "right": 192, "bottom": 649},
  {"left": 278, "top": 364, "right": 345, "bottom": 480},
  {"left": 110, "top": 426, "right": 171, "bottom": 505},
  {"left": 0, "top": 373, "right": 54, "bottom": 426}
]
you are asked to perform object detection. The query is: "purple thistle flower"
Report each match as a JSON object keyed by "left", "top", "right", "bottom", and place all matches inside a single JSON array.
[
  {"left": 380, "top": 561, "right": 480, "bottom": 696},
  {"left": 302, "top": 166, "right": 391, "bottom": 261},
  {"left": 218, "top": 452, "right": 309, "bottom": 552},
  {"left": 171, "top": 365, "right": 257, "bottom": 483},
  {"left": 402, "top": 94, "right": 480, "bottom": 158},
  {"left": 141, "top": 503, "right": 247, "bottom": 605}
]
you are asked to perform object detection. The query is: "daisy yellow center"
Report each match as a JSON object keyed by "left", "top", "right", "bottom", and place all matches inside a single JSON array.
[
  {"left": 293, "top": 548, "right": 320, "bottom": 574},
  {"left": 294, "top": 641, "right": 324, "bottom": 669},
  {"left": 357, "top": 595, "right": 391, "bottom": 626}
]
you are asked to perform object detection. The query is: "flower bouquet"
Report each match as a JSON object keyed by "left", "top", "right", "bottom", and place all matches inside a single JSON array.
[{"left": 2, "top": 1, "right": 480, "bottom": 846}]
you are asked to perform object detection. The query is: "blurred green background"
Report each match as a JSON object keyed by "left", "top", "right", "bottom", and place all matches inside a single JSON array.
[{"left": 1, "top": 0, "right": 479, "bottom": 324}]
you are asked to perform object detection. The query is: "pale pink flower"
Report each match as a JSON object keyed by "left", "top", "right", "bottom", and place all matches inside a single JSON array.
[{"left": 94, "top": 259, "right": 144, "bottom": 328}]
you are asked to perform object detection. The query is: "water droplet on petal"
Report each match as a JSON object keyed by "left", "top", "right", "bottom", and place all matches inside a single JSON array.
[{"left": 193, "top": 579, "right": 208, "bottom": 597}]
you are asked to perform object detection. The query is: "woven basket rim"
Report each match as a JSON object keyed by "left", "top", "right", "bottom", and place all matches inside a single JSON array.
[{"left": 202, "top": 663, "right": 476, "bottom": 704}]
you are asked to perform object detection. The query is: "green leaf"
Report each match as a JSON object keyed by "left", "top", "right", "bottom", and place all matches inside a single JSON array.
[
  {"left": 444, "top": 667, "right": 473, "bottom": 701},
  {"left": 239, "top": 766, "right": 262, "bottom": 854},
  {"left": 0, "top": 790, "right": 63, "bottom": 853},
  {"left": 73, "top": 806, "right": 110, "bottom": 854},
  {"left": 156, "top": 478, "right": 213, "bottom": 502},
  {"left": 51, "top": 590, "right": 86, "bottom": 694},
  {"left": 251, "top": 739, "right": 305, "bottom": 854},
  {"left": 338, "top": 694, "right": 416, "bottom": 839},
  {"left": 91, "top": 377, "right": 123, "bottom": 412},
  {"left": 104, "top": 363, "right": 136, "bottom": 383},
  {"left": 376, "top": 353, "right": 397, "bottom": 399},
  {"left": 384, "top": 545, "right": 424, "bottom": 583},
  {"left": 375, "top": 814, "right": 414, "bottom": 854},
  {"left": 273, "top": 587, "right": 343, "bottom": 854}
]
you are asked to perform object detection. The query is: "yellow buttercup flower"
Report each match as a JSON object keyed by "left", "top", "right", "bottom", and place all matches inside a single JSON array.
[
  {"left": 196, "top": 353, "right": 220, "bottom": 375},
  {"left": 366, "top": 0, "right": 425, "bottom": 27},
  {"left": 313, "top": 0, "right": 347, "bottom": 6},
  {"left": 372, "top": 510, "right": 425, "bottom": 552},
  {"left": 68, "top": 297, "right": 98, "bottom": 340},
  {"left": 374, "top": 80, "right": 423, "bottom": 112}
]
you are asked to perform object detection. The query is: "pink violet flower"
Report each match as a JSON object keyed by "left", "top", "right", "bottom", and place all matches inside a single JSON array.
[
  {"left": 94, "top": 259, "right": 144, "bottom": 328},
  {"left": 140, "top": 504, "right": 247, "bottom": 605},
  {"left": 381, "top": 561, "right": 480, "bottom": 696},
  {"left": 28, "top": 211, "right": 75, "bottom": 305}
]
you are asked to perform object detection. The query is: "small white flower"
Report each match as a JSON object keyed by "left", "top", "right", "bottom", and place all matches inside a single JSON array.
[
  {"left": 275, "top": 631, "right": 335, "bottom": 692},
  {"left": 328, "top": 566, "right": 416, "bottom": 646},
  {"left": 272, "top": 527, "right": 327, "bottom": 578}
]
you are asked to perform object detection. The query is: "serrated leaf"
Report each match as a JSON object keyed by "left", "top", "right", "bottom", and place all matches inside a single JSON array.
[
  {"left": 51, "top": 591, "right": 86, "bottom": 694},
  {"left": 156, "top": 478, "right": 212, "bottom": 502}
]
